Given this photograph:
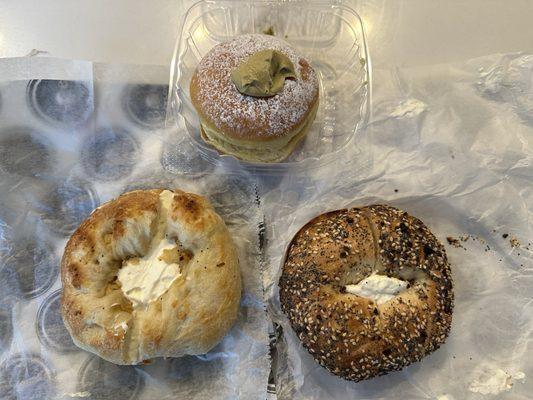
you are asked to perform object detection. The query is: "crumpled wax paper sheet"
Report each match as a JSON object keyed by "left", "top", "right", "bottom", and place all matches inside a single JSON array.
[
  {"left": 261, "top": 53, "right": 533, "bottom": 400},
  {"left": 0, "top": 57, "right": 270, "bottom": 400}
]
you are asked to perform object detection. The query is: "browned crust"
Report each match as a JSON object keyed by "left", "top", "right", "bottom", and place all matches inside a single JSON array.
[
  {"left": 169, "top": 191, "right": 218, "bottom": 232},
  {"left": 61, "top": 190, "right": 160, "bottom": 288},
  {"left": 279, "top": 205, "right": 454, "bottom": 381},
  {"left": 190, "top": 50, "right": 319, "bottom": 142},
  {"left": 61, "top": 189, "right": 241, "bottom": 365}
]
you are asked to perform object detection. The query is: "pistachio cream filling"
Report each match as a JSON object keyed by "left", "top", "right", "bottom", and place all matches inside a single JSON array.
[
  {"left": 199, "top": 99, "right": 318, "bottom": 163},
  {"left": 230, "top": 49, "right": 296, "bottom": 97}
]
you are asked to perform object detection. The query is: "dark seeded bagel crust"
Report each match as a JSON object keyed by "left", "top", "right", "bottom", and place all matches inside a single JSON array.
[{"left": 279, "top": 205, "right": 454, "bottom": 381}]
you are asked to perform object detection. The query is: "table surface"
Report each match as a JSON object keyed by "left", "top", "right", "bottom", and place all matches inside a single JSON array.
[{"left": 1, "top": 0, "right": 532, "bottom": 68}]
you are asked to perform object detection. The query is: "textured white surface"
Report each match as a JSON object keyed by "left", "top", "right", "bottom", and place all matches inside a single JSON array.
[
  {"left": 264, "top": 52, "right": 533, "bottom": 399},
  {"left": 0, "top": 58, "right": 270, "bottom": 399},
  {"left": 0, "top": 1, "right": 532, "bottom": 398},
  {"left": 1, "top": 1, "right": 533, "bottom": 67},
  {"left": 468, "top": 364, "right": 525, "bottom": 395}
]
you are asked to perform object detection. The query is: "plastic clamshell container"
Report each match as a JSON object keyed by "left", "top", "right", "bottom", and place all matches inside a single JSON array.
[{"left": 170, "top": 0, "right": 371, "bottom": 174}]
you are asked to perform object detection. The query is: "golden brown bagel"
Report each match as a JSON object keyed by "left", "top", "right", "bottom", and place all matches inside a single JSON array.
[
  {"left": 190, "top": 34, "right": 319, "bottom": 163},
  {"left": 279, "top": 205, "right": 453, "bottom": 381},
  {"left": 61, "top": 189, "right": 241, "bottom": 365}
]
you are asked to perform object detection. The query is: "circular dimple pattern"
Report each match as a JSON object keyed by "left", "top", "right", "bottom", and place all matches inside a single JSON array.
[
  {"left": 123, "top": 175, "right": 176, "bottom": 192},
  {"left": 0, "top": 236, "right": 58, "bottom": 300},
  {"left": 0, "top": 354, "right": 55, "bottom": 400},
  {"left": 35, "top": 179, "right": 99, "bottom": 236},
  {"left": 279, "top": 204, "right": 454, "bottom": 382},
  {"left": 81, "top": 127, "right": 140, "bottom": 181},
  {"left": 0, "top": 307, "right": 12, "bottom": 352},
  {"left": 160, "top": 136, "right": 213, "bottom": 175},
  {"left": 206, "top": 174, "right": 255, "bottom": 220},
  {"left": 123, "top": 84, "right": 168, "bottom": 129},
  {"left": 165, "top": 355, "right": 230, "bottom": 397},
  {"left": 77, "top": 356, "right": 144, "bottom": 400},
  {"left": 27, "top": 80, "right": 92, "bottom": 127},
  {"left": 36, "top": 289, "right": 78, "bottom": 353},
  {"left": 0, "top": 128, "right": 52, "bottom": 177}
]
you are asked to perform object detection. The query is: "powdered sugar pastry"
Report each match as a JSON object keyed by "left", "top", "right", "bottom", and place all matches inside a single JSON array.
[{"left": 194, "top": 34, "right": 319, "bottom": 138}]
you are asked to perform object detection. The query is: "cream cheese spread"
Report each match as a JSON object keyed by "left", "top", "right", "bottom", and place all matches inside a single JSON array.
[
  {"left": 345, "top": 274, "right": 408, "bottom": 305},
  {"left": 118, "top": 238, "right": 182, "bottom": 308}
]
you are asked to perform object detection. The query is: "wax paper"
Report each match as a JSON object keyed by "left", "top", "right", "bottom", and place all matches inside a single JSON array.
[
  {"left": 0, "top": 57, "right": 270, "bottom": 400},
  {"left": 262, "top": 53, "right": 533, "bottom": 400}
]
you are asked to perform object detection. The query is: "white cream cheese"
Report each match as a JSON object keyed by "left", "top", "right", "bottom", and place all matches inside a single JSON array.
[
  {"left": 345, "top": 274, "right": 408, "bottom": 305},
  {"left": 118, "top": 238, "right": 182, "bottom": 308}
]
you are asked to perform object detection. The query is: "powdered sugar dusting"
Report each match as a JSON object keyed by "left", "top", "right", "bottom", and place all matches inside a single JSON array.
[{"left": 193, "top": 34, "right": 319, "bottom": 139}]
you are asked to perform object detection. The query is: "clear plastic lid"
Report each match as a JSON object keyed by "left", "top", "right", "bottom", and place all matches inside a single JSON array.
[{"left": 169, "top": 0, "right": 372, "bottom": 174}]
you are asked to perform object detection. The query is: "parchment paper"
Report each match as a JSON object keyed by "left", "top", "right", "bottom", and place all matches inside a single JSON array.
[
  {"left": 0, "top": 57, "right": 270, "bottom": 400},
  {"left": 1, "top": 50, "right": 532, "bottom": 400},
  {"left": 262, "top": 53, "right": 533, "bottom": 400}
]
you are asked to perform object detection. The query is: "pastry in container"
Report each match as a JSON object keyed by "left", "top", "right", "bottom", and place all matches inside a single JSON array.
[{"left": 190, "top": 34, "right": 319, "bottom": 163}]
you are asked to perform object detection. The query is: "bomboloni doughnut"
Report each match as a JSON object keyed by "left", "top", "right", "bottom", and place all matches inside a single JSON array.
[
  {"left": 61, "top": 189, "right": 241, "bottom": 365},
  {"left": 279, "top": 205, "right": 454, "bottom": 381},
  {"left": 190, "top": 34, "right": 319, "bottom": 163}
]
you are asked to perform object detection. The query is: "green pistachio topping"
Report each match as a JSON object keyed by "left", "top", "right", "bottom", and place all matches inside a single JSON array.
[{"left": 230, "top": 49, "right": 296, "bottom": 97}]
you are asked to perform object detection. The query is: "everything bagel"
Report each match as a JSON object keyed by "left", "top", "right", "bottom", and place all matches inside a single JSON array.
[{"left": 279, "top": 204, "right": 453, "bottom": 381}]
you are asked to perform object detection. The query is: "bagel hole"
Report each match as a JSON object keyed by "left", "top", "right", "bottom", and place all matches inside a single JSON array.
[
  {"left": 159, "top": 245, "right": 193, "bottom": 265},
  {"left": 110, "top": 235, "right": 195, "bottom": 308},
  {"left": 372, "top": 265, "right": 427, "bottom": 283},
  {"left": 121, "top": 299, "right": 133, "bottom": 313},
  {"left": 104, "top": 274, "right": 121, "bottom": 294},
  {"left": 162, "top": 237, "right": 194, "bottom": 273},
  {"left": 108, "top": 274, "right": 118, "bottom": 285},
  {"left": 121, "top": 255, "right": 140, "bottom": 267},
  {"left": 340, "top": 264, "right": 373, "bottom": 287},
  {"left": 344, "top": 273, "right": 410, "bottom": 305},
  {"left": 104, "top": 276, "right": 134, "bottom": 313},
  {"left": 398, "top": 267, "right": 424, "bottom": 280}
]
